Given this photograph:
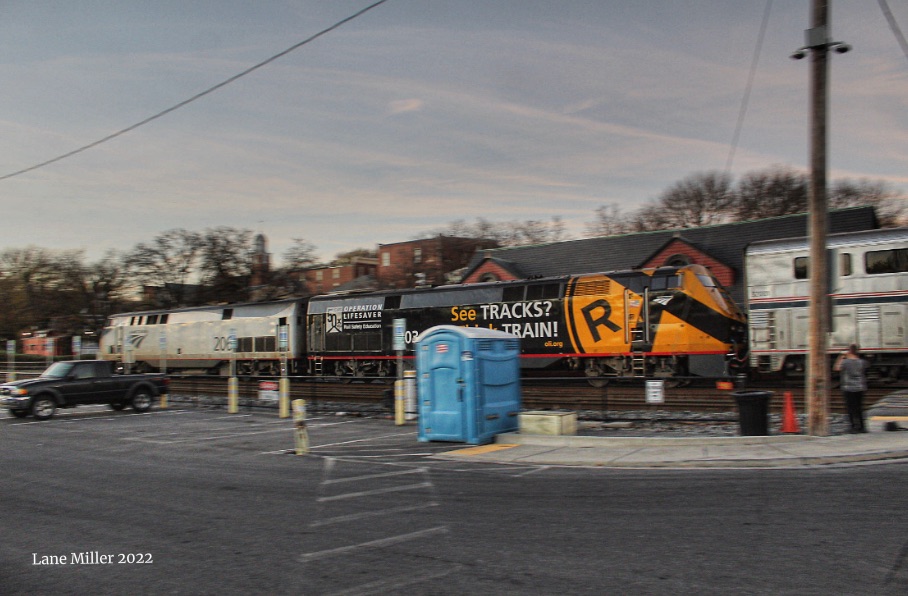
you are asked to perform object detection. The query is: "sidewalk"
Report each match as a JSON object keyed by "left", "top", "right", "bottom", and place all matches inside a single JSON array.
[{"left": 434, "top": 396, "right": 908, "bottom": 469}]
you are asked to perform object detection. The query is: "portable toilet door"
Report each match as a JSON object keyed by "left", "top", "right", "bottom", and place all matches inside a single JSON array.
[{"left": 417, "top": 326, "right": 468, "bottom": 442}]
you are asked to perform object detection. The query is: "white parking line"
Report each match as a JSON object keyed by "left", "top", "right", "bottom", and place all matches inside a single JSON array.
[
  {"left": 320, "top": 467, "right": 427, "bottom": 485},
  {"left": 123, "top": 426, "right": 291, "bottom": 444},
  {"left": 298, "top": 526, "right": 448, "bottom": 563},
  {"left": 309, "top": 502, "right": 439, "bottom": 528}
]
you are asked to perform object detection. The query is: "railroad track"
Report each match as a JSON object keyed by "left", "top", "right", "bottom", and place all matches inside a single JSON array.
[{"left": 167, "top": 376, "right": 907, "bottom": 415}]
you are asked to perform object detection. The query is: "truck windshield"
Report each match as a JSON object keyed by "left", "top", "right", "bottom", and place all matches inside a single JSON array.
[{"left": 41, "top": 362, "right": 74, "bottom": 379}]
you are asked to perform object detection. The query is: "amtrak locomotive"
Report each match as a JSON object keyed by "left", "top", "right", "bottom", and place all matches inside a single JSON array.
[{"left": 99, "top": 264, "right": 747, "bottom": 384}]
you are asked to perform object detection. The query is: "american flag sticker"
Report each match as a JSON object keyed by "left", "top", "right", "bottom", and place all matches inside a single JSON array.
[{"left": 436, "top": 343, "right": 449, "bottom": 353}]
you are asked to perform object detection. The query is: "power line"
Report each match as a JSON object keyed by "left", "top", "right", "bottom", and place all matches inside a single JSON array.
[
  {"left": 724, "top": 0, "right": 773, "bottom": 174},
  {"left": 878, "top": 0, "right": 908, "bottom": 63},
  {"left": 0, "top": 0, "right": 390, "bottom": 182}
]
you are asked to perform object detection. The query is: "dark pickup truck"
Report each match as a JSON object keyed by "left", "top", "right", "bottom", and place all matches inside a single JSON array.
[{"left": 0, "top": 360, "right": 168, "bottom": 420}]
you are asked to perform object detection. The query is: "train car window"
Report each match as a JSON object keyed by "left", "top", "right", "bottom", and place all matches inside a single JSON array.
[
  {"left": 840, "top": 253, "right": 852, "bottom": 276},
  {"left": 651, "top": 275, "right": 680, "bottom": 291},
  {"left": 238, "top": 337, "right": 253, "bottom": 352},
  {"left": 222, "top": 308, "right": 233, "bottom": 320},
  {"left": 385, "top": 295, "right": 401, "bottom": 309},
  {"left": 526, "top": 283, "right": 561, "bottom": 300},
  {"left": 794, "top": 255, "right": 853, "bottom": 278},
  {"left": 278, "top": 317, "right": 287, "bottom": 326},
  {"left": 694, "top": 274, "right": 715, "bottom": 288},
  {"left": 129, "top": 317, "right": 136, "bottom": 325},
  {"left": 160, "top": 314, "right": 169, "bottom": 324},
  {"left": 866, "top": 248, "right": 908, "bottom": 274},
  {"left": 147, "top": 315, "right": 159, "bottom": 325}
]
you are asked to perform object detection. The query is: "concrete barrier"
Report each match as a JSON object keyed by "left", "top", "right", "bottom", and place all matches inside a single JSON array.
[{"left": 519, "top": 411, "right": 577, "bottom": 436}]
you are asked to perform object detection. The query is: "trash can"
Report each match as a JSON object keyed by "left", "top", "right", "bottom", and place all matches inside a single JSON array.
[{"left": 732, "top": 391, "right": 773, "bottom": 436}]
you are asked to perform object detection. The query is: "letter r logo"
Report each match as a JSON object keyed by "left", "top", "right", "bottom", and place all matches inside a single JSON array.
[{"left": 580, "top": 299, "right": 621, "bottom": 342}]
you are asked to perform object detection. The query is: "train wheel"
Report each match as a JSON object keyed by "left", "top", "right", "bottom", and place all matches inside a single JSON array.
[
  {"left": 335, "top": 360, "right": 357, "bottom": 383},
  {"left": 584, "top": 360, "right": 609, "bottom": 388},
  {"left": 584, "top": 370, "right": 609, "bottom": 388}
]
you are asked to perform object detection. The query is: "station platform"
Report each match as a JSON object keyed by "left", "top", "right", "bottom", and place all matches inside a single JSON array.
[{"left": 432, "top": 394, "right": 908, "bottom": 469}]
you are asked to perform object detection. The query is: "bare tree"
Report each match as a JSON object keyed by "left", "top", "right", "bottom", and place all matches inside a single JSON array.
[
  {"left": 830, "top": 178, "right": 906, "bottom": 227},
  {"left": 0, "top": 247, "right": 96, "bottom": 337},
  {"left": 197, "top": 227, "right": 255, "bottom": 304},
  {"left": 126, "top": 229, "right": 204, "bottom": 307},
  {"left": 653, "top": 171, "right": 735, "bottom": 229},
  {"left": 84, "top": 250, "right": 131, "bottom": 329},
  {"left": 282, "top": 238, "right": 321, "bottom": 269},
  {"left": 585, "top": 203, "right": 634, "bottom": 237},
  {"left": 734, "top": 165, "right": 808, "bottom": 220},
  {"left": 496, "top": 218, "right": 563, "bottom": 247},
  {"left": 420, "top": 216, "right": 569, "bottom": 248}
]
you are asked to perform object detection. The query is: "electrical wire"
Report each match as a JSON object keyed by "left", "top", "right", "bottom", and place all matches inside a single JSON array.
[
  {"left": 878, "top": 0, "right": 908, "bottom": 64},
  {"left": 724, "top": 0, "right": 773, "bottom": 175},
  {"left": 0, "top": 0, "right": 390, "bottom": 182}
]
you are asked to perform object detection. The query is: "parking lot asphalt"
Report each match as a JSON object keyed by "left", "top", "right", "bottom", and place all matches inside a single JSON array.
[{"left": 6, "top": 402, "right": 908, "bottom": 470}]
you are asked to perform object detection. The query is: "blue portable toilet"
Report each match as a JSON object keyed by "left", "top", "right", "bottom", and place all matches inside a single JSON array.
[{"left": 416, "top": 325, "right": 521, "bottom": 445}]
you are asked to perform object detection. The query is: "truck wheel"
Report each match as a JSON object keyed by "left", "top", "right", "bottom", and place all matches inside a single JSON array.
[
  {"left": 131, "top": 390, "right": 153, "bottom": 413},
  {"left": 31, "top": 396, "right": 57, "bottom": 420},
  {"left": 10, "top": 410, "right": 29, "bottom": 418}
]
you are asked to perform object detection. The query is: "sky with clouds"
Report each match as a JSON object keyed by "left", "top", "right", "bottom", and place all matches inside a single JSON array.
[{"left": 1, "top": 0, "right": 906, "bottom": 264}]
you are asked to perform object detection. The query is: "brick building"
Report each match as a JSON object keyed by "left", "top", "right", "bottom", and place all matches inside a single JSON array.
[
  {"left": 377, "top": 236, "right": 498, "bottom": 289},
  {"left": 298, "top": 257, "right": 378, "bottom": 294}
]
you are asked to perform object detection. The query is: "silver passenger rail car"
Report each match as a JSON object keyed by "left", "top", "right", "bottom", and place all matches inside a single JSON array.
[{"left": 746, "top": 227, "right": 908, "bottom": 380}]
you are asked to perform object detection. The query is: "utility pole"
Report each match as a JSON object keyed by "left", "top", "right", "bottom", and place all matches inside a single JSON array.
[{"left": 791, "top": 0, "right": 850, "bottom": 436}]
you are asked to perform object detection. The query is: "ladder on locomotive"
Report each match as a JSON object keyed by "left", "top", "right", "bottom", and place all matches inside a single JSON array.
[
  {"left": 312, "top": 356, "right": 324, "bottom": 376},
  {"left": 630, "top": 326, "right": 647, "bottom": 377},
  {"left": 625, "top": 288, "right": 649, "bottom": 378}
]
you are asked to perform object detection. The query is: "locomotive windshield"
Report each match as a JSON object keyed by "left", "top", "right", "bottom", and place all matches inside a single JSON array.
[
  {"left": 697, "top": 273, "right": 738, "bottom": 313},
  {"left": 650, "top": 274, "right": 680, "bottom": 291}
]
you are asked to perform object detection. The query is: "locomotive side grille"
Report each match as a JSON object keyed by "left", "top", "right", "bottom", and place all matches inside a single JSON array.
[
  {"left": 574, "top": 279, "right": 611, "bottom": 296},
  {"left": 857, "top": 305, "right": 880, "bottom": 322}
]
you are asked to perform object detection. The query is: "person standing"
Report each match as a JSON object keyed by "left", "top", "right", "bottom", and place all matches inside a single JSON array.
[{"left": 834, "top": 344, "right": 869, "bottom": 433}]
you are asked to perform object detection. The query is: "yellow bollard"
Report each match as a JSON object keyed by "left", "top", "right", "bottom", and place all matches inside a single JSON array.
[
  {"left": 394, "top": 379, "right": 405, "bottom": 426},
  {"left": 279, "top": 377, "right": 290, "bottom": 418},
  {"left": 293, "top": 399, "right": 309, "bottom": 455},
  {"left": 160, "top": 393, "right": 168, "bottom": 409},
  {"left": 228, "top": 377, "right": 239, "bottom": 414}
]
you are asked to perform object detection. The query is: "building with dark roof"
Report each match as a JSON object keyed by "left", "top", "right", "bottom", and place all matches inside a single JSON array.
[{"left": 461, "top": 206, "right": 879, "bottom": 304}]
